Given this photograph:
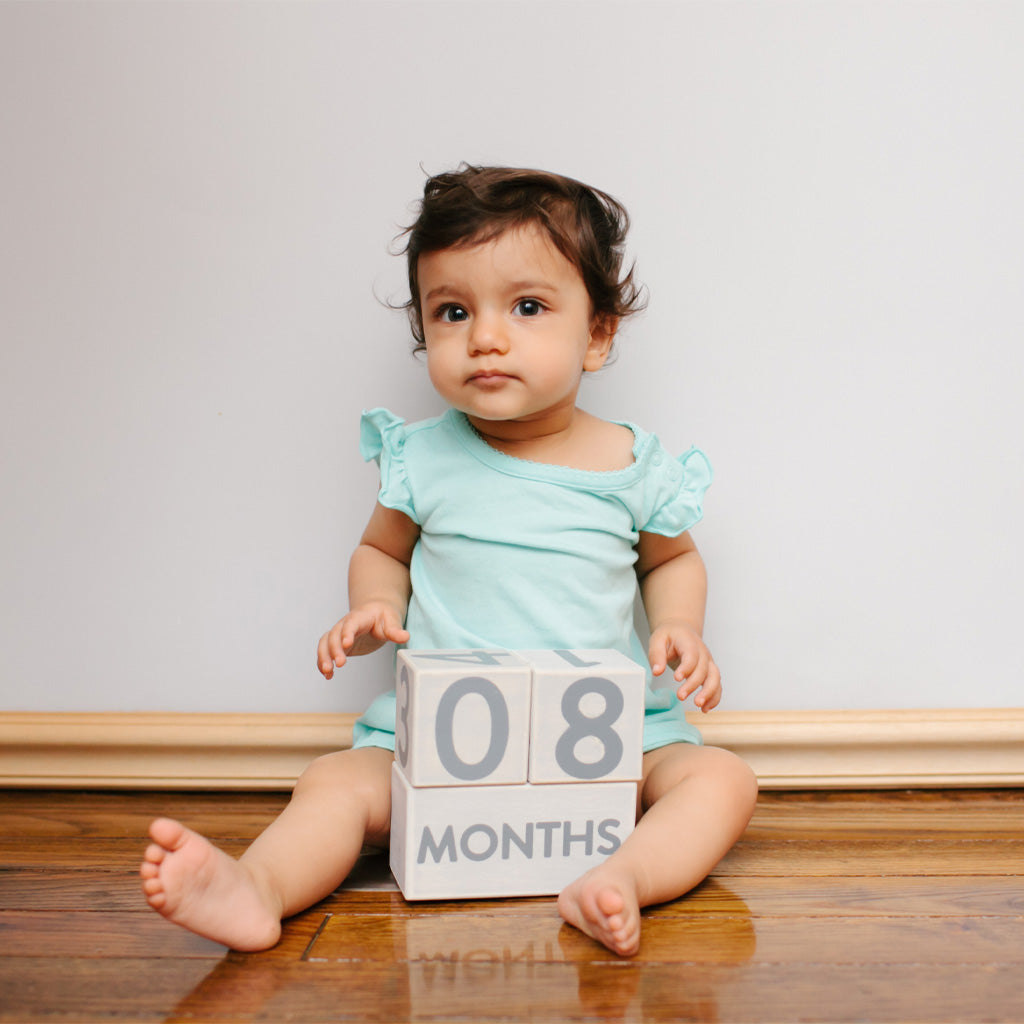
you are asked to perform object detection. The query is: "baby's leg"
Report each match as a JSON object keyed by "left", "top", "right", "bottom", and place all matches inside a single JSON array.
[
  {"left": 140, "top": 746, "right": 394, "bottom": 951},
  {"left": 558, "top": 744, "right": 757, "bottom": 956}
]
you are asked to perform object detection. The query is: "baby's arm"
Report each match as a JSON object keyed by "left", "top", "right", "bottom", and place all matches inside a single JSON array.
[
  {"left": 635, "top": 530, "right": 722, "bottom": 712},
  {"left": 317, "top": 502, "right": 420, "bottom": 679}
]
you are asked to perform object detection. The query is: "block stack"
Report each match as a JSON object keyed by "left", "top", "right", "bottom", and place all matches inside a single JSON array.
[{"left": 389, "top": 648, "right": 645, "bottom": 899}]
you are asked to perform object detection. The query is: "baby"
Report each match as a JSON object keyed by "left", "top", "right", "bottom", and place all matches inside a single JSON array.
[{"left": 140, "top": 165, "right": 758, "bottom": 957}]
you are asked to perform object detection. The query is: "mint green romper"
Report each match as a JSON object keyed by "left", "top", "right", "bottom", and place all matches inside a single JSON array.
[{"left": 351, "top": 407, "right": 713, "bottom": 752}]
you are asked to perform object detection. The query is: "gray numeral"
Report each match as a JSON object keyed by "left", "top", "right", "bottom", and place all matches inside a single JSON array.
[
  {"left": 434, "top": 676, "right": 510, "bottom": 781},
  {"left": 554, "top": 676, "right": 624, "bottom": 779}
]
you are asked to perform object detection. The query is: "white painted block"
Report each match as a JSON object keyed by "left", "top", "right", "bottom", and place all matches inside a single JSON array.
[
  {"left": 390, "top": 762, "right": 637, "bottom": 900},
  {"left": 520, "top": 649, "right": 645, "bottom": 784},
  {"left": 395, "top": 649, "right": 532, "bottom": 787}
]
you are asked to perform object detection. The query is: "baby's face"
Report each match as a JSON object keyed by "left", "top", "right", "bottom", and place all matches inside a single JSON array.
[{"left": 417, "top": 224, "right": 613, "bottom": 433}]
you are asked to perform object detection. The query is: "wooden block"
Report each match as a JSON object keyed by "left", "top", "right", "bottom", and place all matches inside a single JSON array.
[
  {"left": 395, "top": 649, "right": 532, "bottom": 787},
  {"left": 389, "top": 763, "right": 637, "bottom": 899},
  {"left": 520, "top": 649, "right": 645, "bottom": 784}
]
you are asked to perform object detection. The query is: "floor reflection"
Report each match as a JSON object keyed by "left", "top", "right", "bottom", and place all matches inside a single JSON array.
[{"left": 166, "top": 865, "right": 756, "bottom": 1023}]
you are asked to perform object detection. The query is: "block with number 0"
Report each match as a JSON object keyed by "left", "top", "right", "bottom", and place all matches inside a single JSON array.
[{"left": 395, "top": 649, "right": 533, "bottom": 787}]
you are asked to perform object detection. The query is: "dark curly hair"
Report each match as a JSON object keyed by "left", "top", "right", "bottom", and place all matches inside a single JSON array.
[{"left": 398, "top": 165, "right": 646, "bottom": 351}]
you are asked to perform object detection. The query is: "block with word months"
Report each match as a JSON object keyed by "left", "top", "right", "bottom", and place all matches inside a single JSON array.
[
  {"left": 520, "top": 649, "right": 645, "bottom": 784},
  {"left": 390, "top": 762, "right": 637, "bottom": 899},
  {"left": 395, "top": 649, "right": 533, "bottom": 787}
]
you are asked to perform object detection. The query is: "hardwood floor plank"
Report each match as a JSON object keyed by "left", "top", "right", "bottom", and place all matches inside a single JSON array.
[
  {"left": 652, "top": 875, "right": 1024, "bottom": 917},
  {"left": 300, "top": 873, "right": 1024, "bottom": 921},
  {"left": 0, "top": 864, "right": 558, "bottom": 916},
  {"left": 746, "top": 807, "right": 1024, "bottom": 838},
  {"left": 715, "top": 837, "right": 1023, "bottom": 875},
  {"left": 304, "top": 909, "right": 1024, "bottom": 966},
  {"left": 0, "top": 910, "right": 228, "bottom": 958},
  {"left": 8, "top": 786, "right": 1017, "bottom": 845},
  {"left": 3, "top": 787, "right": 1019, "bottom": 837},
  {"left": 0, "top": 868, "right": 151, "bottom": 911},
  {"left": 325, "top": 875, "right": 1024, "bottom": 919},
  {"left": 5, "top": 868, "right": 1019, "bottom": 920},
  {"left": 0, "top": 907, "right": 327, "bottom": 962},
  {"left": 3, "top": 834, "right": 1020, "bottom": 874},
  {"left": 754, "top": 789, "right": 1024, "bottom": 809},
  {"left": 11, "top": 961, "right": 1017, "bottom": 1024},
  {"left": 0, "top": 836, "right": 248, "bottom": 868},
  {"left": 153, "top": 960, "right": 1024, "bottom": 1023},
  {"left": 0, "top": 789, "right": 288, "bottom": 838},
  {"left": 0, "top": 958, "right": 224, "bottom": 1022},
  {"left": 3, "top": 862, "right": 1020, "bottom": 925}
]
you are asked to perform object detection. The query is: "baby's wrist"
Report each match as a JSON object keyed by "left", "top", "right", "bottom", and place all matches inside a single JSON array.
[{"left": 652, "top": 618, "right": 701, "bottom": 637}]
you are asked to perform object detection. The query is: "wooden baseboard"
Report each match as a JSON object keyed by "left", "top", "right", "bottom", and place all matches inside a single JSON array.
[{"left": 1, "top": 709, "right": 1022, "bottom": 790}]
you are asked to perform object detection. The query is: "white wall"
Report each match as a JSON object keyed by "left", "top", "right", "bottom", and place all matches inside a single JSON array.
[{"left": 2, "top": 1, "right": 1021, "bottom": 713}]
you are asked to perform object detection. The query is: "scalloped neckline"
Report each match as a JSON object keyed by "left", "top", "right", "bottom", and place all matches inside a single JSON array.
[{"left": 449, "top": 409, "right": 647, "bottom": 484}]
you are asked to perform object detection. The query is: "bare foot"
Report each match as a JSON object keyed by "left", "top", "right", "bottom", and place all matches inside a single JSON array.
[
  {"left": 557, "top": 864, "right": 642, "bottom": 957},
  {"left": 140, "top": 817, "right": 281, "bottom": 951}
]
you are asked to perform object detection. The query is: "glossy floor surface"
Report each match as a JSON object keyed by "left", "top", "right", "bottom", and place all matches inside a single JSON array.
[{"left": 1, "top": 788, "right": 1022, "bottom": 1022}]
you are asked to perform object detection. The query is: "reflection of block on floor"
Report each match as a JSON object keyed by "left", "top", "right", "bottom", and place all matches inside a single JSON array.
[
  {"left": 401, "top": 913, "right": 568, "bottom": 964},
  {"left": 306, "top": 910, "right": 570, "bottom": 964},
  {"left": 390, "top": 763, "right": 637, "bottom": 900}
]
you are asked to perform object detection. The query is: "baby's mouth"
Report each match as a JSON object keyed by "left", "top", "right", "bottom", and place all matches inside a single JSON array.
[{"left": 468, "top": 370, "right": 516, "bottom": 384}]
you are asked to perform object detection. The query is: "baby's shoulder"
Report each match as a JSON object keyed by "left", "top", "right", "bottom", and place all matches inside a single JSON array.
[{"left": 574, "top": 413, "right": 636, "bottom": 471}]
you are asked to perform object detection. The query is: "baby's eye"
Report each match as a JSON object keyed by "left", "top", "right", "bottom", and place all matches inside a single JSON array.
[
  {"left": 436, "top": 304, "right": 469, "bottom": 323},
  {"left": 514, "top": 298, "right": 544, "bottom": 317}
]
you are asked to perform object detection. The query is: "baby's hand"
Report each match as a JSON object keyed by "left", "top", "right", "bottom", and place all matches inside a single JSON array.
[
  {"left": 648, "top": 621, "right": 722, "bottom": 712},
  {"left": 317, "top": 603, "right": 410, "bottom": 680}
]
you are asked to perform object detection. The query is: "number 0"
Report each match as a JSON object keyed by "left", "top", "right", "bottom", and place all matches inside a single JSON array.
[{"left": 434, "top": 676, "right": 510, "bottom": 781}]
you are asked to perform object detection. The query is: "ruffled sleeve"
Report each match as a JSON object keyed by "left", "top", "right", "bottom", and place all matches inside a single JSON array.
[
  {"left": 359, "top": 408, "right": 418, "bottom": 522},
  {"left": 639, "top": 443, "right": 713, "bottom": 537}
]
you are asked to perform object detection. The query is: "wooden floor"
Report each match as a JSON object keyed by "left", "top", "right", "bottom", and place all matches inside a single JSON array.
[{"left": 0, "top": 789, "right": 1022, "bottom": 1023}]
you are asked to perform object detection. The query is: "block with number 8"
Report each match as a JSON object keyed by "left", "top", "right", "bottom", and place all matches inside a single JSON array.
[{"left": 521, "top": 649, "right": 645, "bottom": 784}]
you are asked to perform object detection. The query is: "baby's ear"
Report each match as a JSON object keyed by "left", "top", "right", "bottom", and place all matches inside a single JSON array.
[{"left": 584, "top": 315, "right": 618, "bottom": 371}]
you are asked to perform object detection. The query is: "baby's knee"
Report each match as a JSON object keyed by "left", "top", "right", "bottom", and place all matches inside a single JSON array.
[
  {"left": 725, "top": 749, "right": 759, "bottom": 812},
  {"left": 671, "top": 745, "right": 759, "bottom": 815},
  {"left": 701, "top": 746, "right": 758, "bottom": 801},
  {"left": 294, "top": 748, "right": 394, "bottom": 815}
]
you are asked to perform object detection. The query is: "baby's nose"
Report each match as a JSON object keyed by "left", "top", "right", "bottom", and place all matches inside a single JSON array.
[{"left": 468, "top": 313, "right": 510, "bottom": 355}]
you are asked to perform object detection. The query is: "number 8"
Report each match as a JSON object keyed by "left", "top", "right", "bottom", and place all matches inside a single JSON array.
[{"left": 554, "top": 676, "right": 624, "bottom": 779}]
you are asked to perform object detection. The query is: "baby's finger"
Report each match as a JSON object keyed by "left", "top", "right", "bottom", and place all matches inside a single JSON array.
[
  {"left": 675, "top": 650, "right": 709, "bottom": 698},
  {"left": 370, "top": 614, "right": 405, "bottom": 645},
  {"left": 647, "top": 633, "right": 674, "bottom": 677},
  {"left": 317, "top": 633, "right": 336, "bottom": 679},
  {"left": 327, "top": 623, "right": 350, "bottom": 662},
  {"left": 693, "top": 661, "right": 722, "bottom": 712},
  {"left": 385, "top": 624, "right": 411, "bottom": 644},
  {"left": 329, "top": 617, "right": 367, "bottom": 666},
  {"left": 673, "top": 645, "right": 700, "bottom": 683}
]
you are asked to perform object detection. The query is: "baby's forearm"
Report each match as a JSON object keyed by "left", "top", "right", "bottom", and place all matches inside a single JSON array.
[
  {"left": 348, "top": 543, "right": 412, "bottom": 621},
  {"left": 640, "top": 547, "right": 708, "bottom": 635}
]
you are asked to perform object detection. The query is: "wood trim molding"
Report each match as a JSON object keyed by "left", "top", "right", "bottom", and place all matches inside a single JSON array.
[
  {"left": 0, "top": 713, "right": 356, "bottom": 790},
  {"left": 1, "top": 708, "right": 1022, "bottom": 790},
  {"left": 695, "top": 708, "right": 1024, "bottom": 789}
]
